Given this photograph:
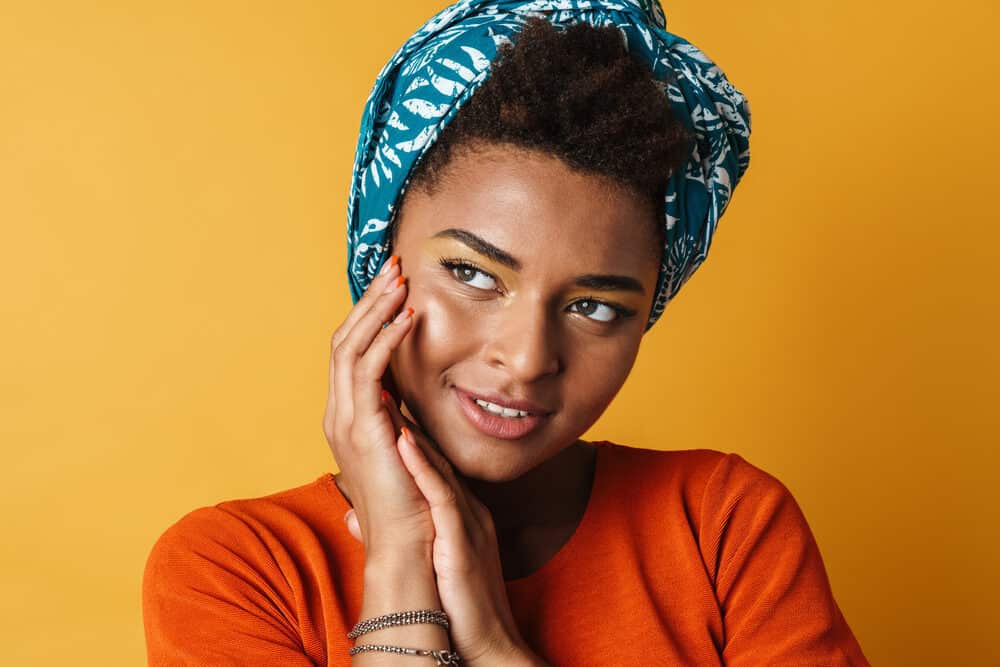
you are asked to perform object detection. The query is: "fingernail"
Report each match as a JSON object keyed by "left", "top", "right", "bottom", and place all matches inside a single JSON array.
[
  {"left": 343, "top": 510, "right": 351, "bottom": 523},
  {"left": 392, "top": 306, "right": 414, "bottom": 323},
  {"left": 380, "top": 389, "right": 390, "bottom": 403},
  {"left": 383, "top": 275, "right": 405, "bottom": 294},
  {"left": 378, "top": 255, "right": 399, "bottom": 276},
  {"left": 401, "top": 426, "right": 412, "bottom": 443}
]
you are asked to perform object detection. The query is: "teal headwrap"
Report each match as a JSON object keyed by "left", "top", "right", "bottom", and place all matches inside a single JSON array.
[{"left": 347, "top": 0, "right": 751, "bottom": 329}]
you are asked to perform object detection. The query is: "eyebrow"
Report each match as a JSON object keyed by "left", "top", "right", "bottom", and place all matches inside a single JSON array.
[
  {"left": 432, "top": 228, "right": 521, "bottom": 271},
  {"left": 574, "top": 274, "right": 645, "bottom": 294},
  {"left": 432, "top": 227, "right": 645, "bottom": 294}
]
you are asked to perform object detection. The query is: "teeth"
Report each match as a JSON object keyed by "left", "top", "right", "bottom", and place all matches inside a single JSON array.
[{"left": 474, "top": 398, "right": 530, "bottom": 418}]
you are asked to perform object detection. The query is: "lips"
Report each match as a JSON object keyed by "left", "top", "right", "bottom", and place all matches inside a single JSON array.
[{"left": 453, "top": 387, "right": 551, "bottom": 440}]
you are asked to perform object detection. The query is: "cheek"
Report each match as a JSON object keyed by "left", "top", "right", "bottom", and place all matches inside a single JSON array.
[
  {"left": 565, "top": 339, "right": 640, "bottom": 421},
  {"left": 390, "top": 282, "right": 481, "bottom": 393}
]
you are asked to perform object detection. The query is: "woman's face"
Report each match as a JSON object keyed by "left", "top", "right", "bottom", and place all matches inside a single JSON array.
[{"left": 389, "top": 142, "right": 661, "bottom": 482}]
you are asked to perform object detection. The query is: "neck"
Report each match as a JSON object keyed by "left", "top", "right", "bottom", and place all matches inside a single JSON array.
[{"left": 463, "top": 440, "right": 597, "bottom": 538}]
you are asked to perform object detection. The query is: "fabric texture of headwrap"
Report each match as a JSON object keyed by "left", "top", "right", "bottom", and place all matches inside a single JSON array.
[{"left": 346, "top": 0, "right": 751, "bottom": 329}]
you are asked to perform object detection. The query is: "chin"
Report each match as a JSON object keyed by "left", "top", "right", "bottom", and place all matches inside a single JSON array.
[{"left": 435, "top": 434, "right": 538, "bottom": 483}]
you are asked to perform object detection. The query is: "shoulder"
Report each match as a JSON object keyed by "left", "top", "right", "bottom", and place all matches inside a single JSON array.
[
  {"left": 143, "top": 473, "right": 345, "bottom": 589},
  {"left": 598, "top": 440, "right": 788, "bottom": 489},
  {"left": 594, "top": 441, "right": 783, "bottom": 501},
  {"left": 141, "top": 475, "right": 348, "bottom": 663},
  {"left": 593, "top": 441, "right": 800, "bottom": 537}
]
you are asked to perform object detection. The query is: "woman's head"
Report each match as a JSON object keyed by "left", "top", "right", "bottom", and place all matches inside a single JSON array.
[
  {"left": 385, "top": 19, "right": 689, "bottom": 481},
  {"left": 346, "top": 2, "right": 751, "bottom": 481}
]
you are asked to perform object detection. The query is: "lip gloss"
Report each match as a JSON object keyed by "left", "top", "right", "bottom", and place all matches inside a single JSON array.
[{"left": 453, "top": 388, "right": 547, "bottom": 440}]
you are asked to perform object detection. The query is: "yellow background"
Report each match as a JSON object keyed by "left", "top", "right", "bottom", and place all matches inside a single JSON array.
[{"left": 2, "top": 1, "right": 997, "bottom": 664}]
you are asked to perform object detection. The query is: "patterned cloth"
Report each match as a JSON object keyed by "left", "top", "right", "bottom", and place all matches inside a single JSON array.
[{"left": 346, "top": 0, "right": 751, "bottom": 329}]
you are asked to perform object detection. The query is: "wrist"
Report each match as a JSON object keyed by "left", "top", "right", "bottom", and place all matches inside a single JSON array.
[
  {"left": 358, "top": 544, "right": 447, "bottom": 651},
  {"left": 364, "top": 543, "right": 434, "bottom": 580}
]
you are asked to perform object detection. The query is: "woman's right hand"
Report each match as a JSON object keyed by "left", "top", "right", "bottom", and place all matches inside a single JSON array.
[{"left": 321, "top": 256, "right": 433, "bottom": 561}]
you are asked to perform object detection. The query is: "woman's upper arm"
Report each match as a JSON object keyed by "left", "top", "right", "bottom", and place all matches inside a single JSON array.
[
  {"left": 141, "top": 506, "right": 316, "bottom": 666},
  {"left": 699, "top": 454, "right": 870, "bottom": 666}
]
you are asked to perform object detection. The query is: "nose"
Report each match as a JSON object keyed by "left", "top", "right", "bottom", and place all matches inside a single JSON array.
[{"left": 483, "top": 296, "right": 562, "bottom": 382}]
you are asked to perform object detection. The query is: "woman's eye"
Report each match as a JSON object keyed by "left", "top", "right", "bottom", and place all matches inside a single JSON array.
[
  {"left": 571, "top": 299, "right": 620, "bottom": 323},
  {"left": 450, "top": 263, "right": 497, "bottom": 290}
]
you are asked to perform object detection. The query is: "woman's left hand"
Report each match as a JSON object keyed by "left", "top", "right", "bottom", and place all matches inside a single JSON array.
[{"left": 343, "top": 397, "right": 546, "bottom": 667}]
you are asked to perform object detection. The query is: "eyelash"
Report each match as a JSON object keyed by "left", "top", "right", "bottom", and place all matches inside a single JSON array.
[
  {"left": 439, "top": 258, "right": 498, "bottom": 291},
  {"left": 437, "top": 257, "right": 636, "bottom": 323},
  {"left": 569, "top": 298, "right": 636, "bottom": 323}
]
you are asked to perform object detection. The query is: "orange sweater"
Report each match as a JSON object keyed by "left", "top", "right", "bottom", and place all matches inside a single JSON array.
[{"left": 142, "top": 443, "right": 869, "bottom": 665}]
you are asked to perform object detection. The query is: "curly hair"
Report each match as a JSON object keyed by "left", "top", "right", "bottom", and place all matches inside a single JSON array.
[{"left": 406, "top": 16, "right": 693, "bottom": 224}]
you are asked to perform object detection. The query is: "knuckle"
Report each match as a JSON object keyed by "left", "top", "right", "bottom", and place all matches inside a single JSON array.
[
  {"left": 333, "top": 343, "right": 354, "bottom": 366},
  {"left": 334, "top": 423, "right": 351, "bottom": 448},
  {"left": 431, "top": 483, "right": 458, "bottom": 507},
  {"left": 349, "top": 419, "right": 381, "bottom": 450},
  {"left": 352, "top": 356, "right": 376, "bottom": 385}
]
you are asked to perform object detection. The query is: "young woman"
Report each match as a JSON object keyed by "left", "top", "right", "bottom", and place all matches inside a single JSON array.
[{"left": 143, "top": 2, "right": 869, "bottom": 665}]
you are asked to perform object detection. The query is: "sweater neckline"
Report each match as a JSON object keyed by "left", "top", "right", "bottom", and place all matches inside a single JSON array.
[
  {"left": 321, "top": 441, "right": 610, "bottom": 586},
  {"left": 503, "top": 441, "right": 608, "bottom": 586}
]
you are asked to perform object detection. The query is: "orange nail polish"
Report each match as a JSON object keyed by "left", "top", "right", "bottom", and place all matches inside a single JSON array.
[
  {"left": 378, "top": 255, "right": 400, "bottom": 277},
  {"left": 384, "top": 275, "right": 405, "bottom": 294},
  {"left": 401, "top": 426, "right": 412, "bottom": 443},
  {"left": 392, "top": 306, "right": 414, "bottom": 323}
]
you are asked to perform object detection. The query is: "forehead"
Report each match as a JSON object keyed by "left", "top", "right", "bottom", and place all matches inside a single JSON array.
[{"left": 396, "top": 143, "right": 662, "bottom": 276}]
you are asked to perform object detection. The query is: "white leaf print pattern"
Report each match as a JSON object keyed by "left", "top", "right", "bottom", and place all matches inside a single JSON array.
[
  {"left": 403, "top": 98, "right": 451, "bottom": 119},
  {"left": 460, "top": 45, "right": 490, "bottom": 71},
  {"left": 388, "top": 111, "right": 409, "bottom": 131},
  {"left": 404, "top": 77, "right": 431, "bottom": 95},
  {"left": 382, "top": 145, "right": 402, "bottom": 168},
  {"left": 395, "top": 126, "right": 436, "bottom": 153},
  {"left": 439, "top": 57, "right": 476, "bottom": 82},
  {"left": 360, "top": 218, "right": 390, "bottom": 238},
  {"left": 430, "top": 72, "right": 463, "bottom": 96}
]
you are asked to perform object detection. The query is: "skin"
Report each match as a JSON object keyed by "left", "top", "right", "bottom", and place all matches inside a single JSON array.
[{"left": 335, "top": 140, "right": 662, "bottom": 579}]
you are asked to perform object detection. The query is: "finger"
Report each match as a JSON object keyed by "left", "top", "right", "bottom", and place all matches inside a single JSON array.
[
  {"left": 382, "top": 388, "right": 406, "bottom": 435},
  {"left": 399, "top": 417, "right": 487, "bottom": 526},
  {"left": 324, "top": 256, "right": 401, "bottom": 439},
  {"left": 332, "top": 276, "right": 410, "bottom": 431},
  {"left": 381, "top": 369, "right": 403, "bottom": 412},
  {"left": 350, "top": 304, "right": 415, "bottom": 420},
  {"left": 399, "top": 415, "right": 465, "bottom": 491},
  {"left": 397, "top": 428, "right": 470, "bottom": 547},
  {"left": 344, "top": 509, "right": 362, "bottom": 543},
  {"left": 333, "top": 255, "right": 400, "bottom": 348}
]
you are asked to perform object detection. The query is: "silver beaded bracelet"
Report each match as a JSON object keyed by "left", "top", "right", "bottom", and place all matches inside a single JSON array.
[
  {"left": 348, "top": 644, "right": 462, "bottom": 665},
  {"left": 347, "top": 609, "right": 450, "bottom": 639}
]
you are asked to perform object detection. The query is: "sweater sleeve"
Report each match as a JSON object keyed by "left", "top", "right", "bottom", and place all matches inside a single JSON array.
[
  {"left": 699, "top": 453, "right": 870, "bottom": 666},
  {"left": 142, "top": 505, "right": 316, "bottom": 666}
]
